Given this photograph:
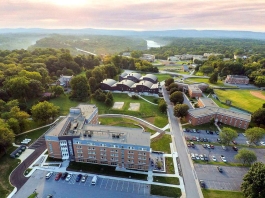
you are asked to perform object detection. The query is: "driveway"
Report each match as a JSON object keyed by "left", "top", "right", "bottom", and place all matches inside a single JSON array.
[{"left": 163, "top": 86, "right": 202, "bottom": 198}]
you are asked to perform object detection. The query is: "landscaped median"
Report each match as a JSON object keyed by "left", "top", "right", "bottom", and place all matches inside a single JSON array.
[
  {"left": 151, "top": 184, "right": 182, "bottom": 198},
  {"left": 153, "top": 176, "right": 180, "bottom": 185},
  {"left": 67, "top": 162, "right": 147, "bottom": 180},
  {"left": 202, "top": 189, "right": 244, "bottom": 198}
]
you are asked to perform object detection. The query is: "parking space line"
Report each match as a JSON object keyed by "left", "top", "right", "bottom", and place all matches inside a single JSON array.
[
  {"left": 110, "top": 179, "right": 114, "bottom": 190},
  {"left": 105, "top": 179, "right": 109, "bottom": 189},
  {"left": 120, "top": 181, "right": 124, "bottom": 191},
  {"left": 116, "top": 180, "right": 119, "bottom": 191},
  {"left": 100, "top": 178, "right": 104, "bottom": 188}
]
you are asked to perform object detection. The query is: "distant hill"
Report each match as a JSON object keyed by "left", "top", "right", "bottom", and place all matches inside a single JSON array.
[{"left": 0, "top": 28, "right": 265, "bottom": 40}]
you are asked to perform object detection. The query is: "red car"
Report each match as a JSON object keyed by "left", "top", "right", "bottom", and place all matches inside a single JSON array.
[
  {"left": 55, "top": 172, "right": 62, "bottom": 181},
  {"left": 232, "top": 140, "right": 237, "bottom": 145}
]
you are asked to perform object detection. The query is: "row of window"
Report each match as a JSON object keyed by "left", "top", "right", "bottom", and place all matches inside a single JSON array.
[{"left": 76, "top": 145, "right": 147, "bottom": 151}]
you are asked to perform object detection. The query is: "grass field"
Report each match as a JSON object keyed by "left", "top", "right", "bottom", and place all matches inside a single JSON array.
[
  {"left": 154, "top": 73, "right": 172, "bottom": 82},
  {"left": 153, "top": 176, "right": 179, "bottom": 185},
  {"left": 151, "top": 134, "right": 171, "bottom": 154},
  {"left": 150, "top": 185, "right": 182, "bottom": 197},
  {"left": 165, "top": 157, "right": 175, "bottom": 174},
  {"left": 202, "top": 189, "right": 244, "bottom": 198},
  {"left": 98, "top": 117, "right": 157, "bottom": 135},
  {"left": 15, "top": 127, "right": 50, "bottom": 145},
  {"left": 50, "top": 93, "right": 168, "bottom": 128},
  {"left": 0, "top": 147, "right": 20, "bottom": 198},
  {"left": 214, "top": 89, "right": 264, "bottom": 113},
  {"left": 186, "top": 77, "right": 225, "bottom": 87}
]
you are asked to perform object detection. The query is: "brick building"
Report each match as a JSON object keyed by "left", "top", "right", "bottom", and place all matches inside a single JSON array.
[
  {"left": 186, "top": 98, "right": 251, "bottom": 129},
  {"left": 225, "top": 75, "right": 249, "bottom": 85},
  {"left": 45, "top": 104, "right": 151, "bottom": 171}
]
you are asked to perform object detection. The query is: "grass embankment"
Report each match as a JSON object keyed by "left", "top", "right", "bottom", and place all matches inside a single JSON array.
[
  {"left": 214, "top": 89, "right": 264, "bottom": 113},
  {"left": 0, "top": 147, "right": 20, "bottom": 198},
  {"left": 165, "top": 157, "right": 175, "bottom": 174},
  {"left": 67, "top": 162, "right": 147, "bottom": 180},
  {"left": 202, "top": 189, "right": 244, "bottom": 198},
  {"left": 50, "top": 93, "right": 168, "bottom": 128},
  {"left": 151, "top": 185, "right": 182, "bottom": 197},
  {"left": 99, "top": 117, "right": 157, "bottom": 135},
  {"left": 153, "top": 176, "right": 179, "bottom": 185},
  {"left": 15, "top": 127, "right": 50, "bottom": 145},
  {"left": 183, "top": 123, "right": 218, "bottom": 131},
  {"left": 151, "top": 134, "right": 171, "bottom": 154}
]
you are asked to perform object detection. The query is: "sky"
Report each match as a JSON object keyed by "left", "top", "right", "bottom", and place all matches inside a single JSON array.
[{"left": 1, "top": 0, "right": 265, "bottom": 32}]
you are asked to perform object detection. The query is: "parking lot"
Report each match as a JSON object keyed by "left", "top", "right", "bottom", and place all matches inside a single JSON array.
[
  {"left": 194, "top": 164, "right": 248, "bottom": 191},
  {"left": 13, "top": 170, "right": 151, "bottom": 198}
]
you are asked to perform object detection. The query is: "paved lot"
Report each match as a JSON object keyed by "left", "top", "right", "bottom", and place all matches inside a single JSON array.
[
  {"left": 194, "top": 164, "right": 248, "bottom": 191},
  {"left": 13, "top": 170, "right": 151, "bottom": 198}
]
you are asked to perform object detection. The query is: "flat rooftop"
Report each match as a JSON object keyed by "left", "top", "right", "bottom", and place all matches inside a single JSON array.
[
  {"left": 188, "top": 106, "right": 251, "bottom": 121},
  {"left": 199, "top": 97, "right": 218, "bottom": 107},
  {"left": 188, "top": 84, "right": 202, "bottom": 93}
]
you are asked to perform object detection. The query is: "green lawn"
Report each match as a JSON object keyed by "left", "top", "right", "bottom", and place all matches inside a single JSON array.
[
  {"left": 154, "top": 74, "right": 172, "bottom": 82},
  {"left": 153, "top": 176, "right": 179, "bottom": 185},
  {"left": 165, "top": 157, "right": 175, "bottom": 174},
  {"left": 150, "top": 185, "right": 182, "bottom": 198},
  {"left": 0, "top": 147, "right": 20, "bottom": 198},
  {"left": 28, "top": 192, "right": 38, "bottom": 198},
  {"left": 193, "top": 160, "right": 249, "bottom": 167},
  {"left": 202, "top": 189, "right": 244, "bottom": 198},
  {"left": 67, "top": 162, "right": 147, "bottom": 180},
  {"left": 186, "top": 77, "right": 225, "bottom": 87},
  {"left": 49, "top": 93, "right": 168, "bottom": 128},
  {"left": 98, "top": 117, "right": 157, "bottom": 135},
  {"left": 151, "top": 134, "right": 171, "bottom": 154},
  {"left": 208, "top": 95, "right": 230, "bottom": 109},
  {"left": 214, "top": 89, "right": 264, "bottom": 113},
  {"left": 15, "top": 127, "right": 50, "bottom": 145},
  {"left": 183, "top": 123, "right": 218, "bottom": 131}
]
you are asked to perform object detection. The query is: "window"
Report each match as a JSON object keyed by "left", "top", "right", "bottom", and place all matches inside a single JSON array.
[
  {"left": 78, "top": 153, "right": 83, "bottom": 157},
  {"left": 77, "top": 145, "right": 82, "bottom": 149},
  {"left": 111, "top": 162, "right": 117, "bottom": 166}
]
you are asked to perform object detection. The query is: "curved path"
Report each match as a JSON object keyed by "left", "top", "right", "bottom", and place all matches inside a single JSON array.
[{"left": 98, "top": 114, "right": 164, "bottom": 133}]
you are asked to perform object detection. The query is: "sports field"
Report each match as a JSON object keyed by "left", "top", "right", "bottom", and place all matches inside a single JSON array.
[{"left": 214, "top": 89, "right": 265, "bottom": 113}]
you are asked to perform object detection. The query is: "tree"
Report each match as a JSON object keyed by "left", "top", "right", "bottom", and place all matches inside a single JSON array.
[
  {"left": 219, "top": 127, "right": 238, "bottom": 145},
  {"left": 169, "top": 87, "right": 178, "bottom": 95},
  {"left": 3, "top": 76, "right": 29, "bottom": 99},
  {"left": 170, "top": 91, "right": 184, "bottom": 105},
  {"left": 0, "top": 119, "right": 15, "bottom": 153},
  {"left": 209, "top": 72, "right": 218, "bottom": 84},
  {"left": 52, "top": 86, "right": 64, "bottom": 97},
  {"left": 88, "top": 77, "right": 98, "bottom": 94},
  {"left": 255, "top": 76, "right": 265, "bottom": 87},
  {"left": 199, "top": 65, "right": 214, "bottom": 75},
  {"left": 241, "top": 162, "right": 265, "bottom": 198},
  {"left": 167, "top": 83, "right": 178, "bottom": 91},
  {"left": 245, "top": 127, "right": 265, "bottom": 144},
  {"left": 7, "top": 118, "right": 20, "bottom": 134},
  {"left": 158, "top": 99, "right": 167, "bottom": 113},
  {"left": 165, "top": 78, "right": 174, "bottom": 86},
  {"left": 31, "top": 101, "right": 60, "bottom": 123},
  {"left": 235, "top": 148, "right": 257, "bottom": 165},
  {"left": 105, "top": 92, "right": 114, "bottom": 106},
  {"left": 174, "top": 104, "right": 189, "bottom": 118},
  {"left": 252, "top": 108, "right": 265, "bottom": 126},
  {"left": 70, "top": 76, "right": 90, "bottom": 101},
  {"left": 94, "top": 89, "right": 106, "bottom": 102}
]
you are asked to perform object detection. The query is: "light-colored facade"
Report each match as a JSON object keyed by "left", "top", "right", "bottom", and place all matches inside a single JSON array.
[
  {"left": 57, "top": 75, "right": 73, "bottom": 87},
  {"left": 225, "top": 75, "right": 249, "bottom": 84},
  {"left": 188, "top": 84, "right": 203, "bottom": 98},
  {"left": 45, "top": 104, "right": 151, "bottom": 171},
  {"left": 140, "top": 54, "right": 155, "bottom": 62},
  {"left": 187, "top": 98, "right": 251, "bottom": 129}
]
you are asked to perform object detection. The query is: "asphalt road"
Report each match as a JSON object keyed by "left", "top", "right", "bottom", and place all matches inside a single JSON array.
[
  {"left": 10, "top": 135, "right": 47, "bottom": 191},
  {"left": 163, "top": 86, "right": 202, "bottom": 198}
]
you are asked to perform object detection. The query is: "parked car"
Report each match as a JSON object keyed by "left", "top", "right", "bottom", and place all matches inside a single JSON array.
[
  {"left": 260, "top": 141, "right": 265, "bottom": 146},
  {"left": 232, "top": 140, "right": 237, "bottom": 145},
  {"left": 203, "top": 154, "right": 208, "bottom": 161},
  {"left": 45, "top": 172, "right": 53, "bottom": 179},
  {"left": 217, "top": 138, "right": 221, "bottom": 143},
  {"left": 183, "top": 128, "right": 187, "bottom": 132},
  {"left": 195, "top": 154, "right": 200, "bottom": 160},
  {"left": 61, "top": 172, "right": 68, "bottom": 180},
  {"left": 222, "top": 145, "right": 227, "bottom": 150},
  {"left": 196, "top": 137, "right": 200, "bottom": 142},
  {"left": 199, "top": 180, "right": 205, "bottom": 188},
  {"left": 206, "top": 144, "right": 211, "bottom": 149},
  {"left": 199, "top": 154, "right": 204, "bottom": 160},
  {"left": 190, "top": 142, "right": 195, "bottom": 148},
  {"left": 220, "top": 155, "right": 227, "bottom": 162},
  {"left": 203, "top": 138, "right": 208, "bottom": 142},
  {"left": 191, "top": 153, "right": 195, "bottom": 160},
  {"left": 210, "top": 145, "right": 214, "bottom": 149},
  {"left": 47, "top": 195, "right": 53, "bottom": 198},
  {"left": 217, "top": 166, "right": 223, "bottom": 173},
  {"left": 196, "top": 130, "right": 200, "bottom": 133},
  {"left": 185, "top": 136, "right": 190, "bottom": 141},
  {"left": 202, "top": 144, "right": 207, "bottom": 148},
  {"left": 192, "top": 137, "right": 197, "bottom": 141},
  {"left": 209, "top": 131, "right": 214, "bottom": 135},
  {"left": 232, "top": 146, "right": 238, "bottom": 151},
  {"left": 76, "top": 174, "right": 82, "bottom": 182},
  {"left": 212, "top": 156, "right": 217, "bottom": 161},
  {"left": 206, "top": 130, "right": 210, "bottom": 134},
  {"left": 187, "top": 142, "right": 191, "bottom": 147},
  {"left": 246, "top": 141, "right": 250, "bottom": 145},
  {"left": 193, "top": 129, "right": 197, "bottom": 133},
  {"left": 81, "top": 174, "right": 88, "bottom": 183},
  {"left": 215, "top": 131, "right": 219, "bottom": 135},
  {"left": 65, "top": 173, "right": 72, "bottom": 182},
  {"left": 199, "top": 138, "right": 204, "bottom": 142},
  {"left": 55, "top": 172, "right": 62, "bottom": 181}
]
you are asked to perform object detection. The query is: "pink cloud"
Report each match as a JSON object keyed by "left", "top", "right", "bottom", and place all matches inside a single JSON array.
[{"left": 0, "top": 0, "right": 264, "bottom": 32}]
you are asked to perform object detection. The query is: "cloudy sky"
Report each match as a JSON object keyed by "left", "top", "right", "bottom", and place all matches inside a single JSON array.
[{"left": 1, "top": 0, "right": 265, "bottom": 32}]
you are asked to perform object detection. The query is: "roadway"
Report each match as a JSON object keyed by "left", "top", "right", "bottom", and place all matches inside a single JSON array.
[{"left": 162, "top": 86, "right": 203, "bottom": 198}]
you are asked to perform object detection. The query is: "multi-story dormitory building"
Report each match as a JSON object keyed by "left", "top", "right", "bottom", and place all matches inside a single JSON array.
[{"left": 45, "top": 104, "right": 151, "bottom": 171}]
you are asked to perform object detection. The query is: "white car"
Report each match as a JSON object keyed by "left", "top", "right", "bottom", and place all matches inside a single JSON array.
[
  {"left": 195, "top": 154, "right": 200, "bottom": 160},
  {"left": 206, "top": 144, "right": 211, "bottom": 149},
  {"left": 220, "top": 155, "right": 227, "bottom": 162},
  {"left": 45, "top": 171, "right": 53, "bottom": 179},
  {"left": 260, "top": 141, "right": 265, "bottom": 146},
  {"left": 65, "top": 173, "right": 72, "bottom": 182},
  {"left": 246, "top": 141, "right": 250, "bottom": 145},
  {"left": 242, "top": 133, "right": 246, "bottom": 137},
  {"left": 81, "top": 174, "right": 88, "bottom": 182},
  {"left": 212, "top": 156, "right": 217, "bottom": 161},
  {"left": 199, "top": 154, "right": 204, "bottom": 160}
]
